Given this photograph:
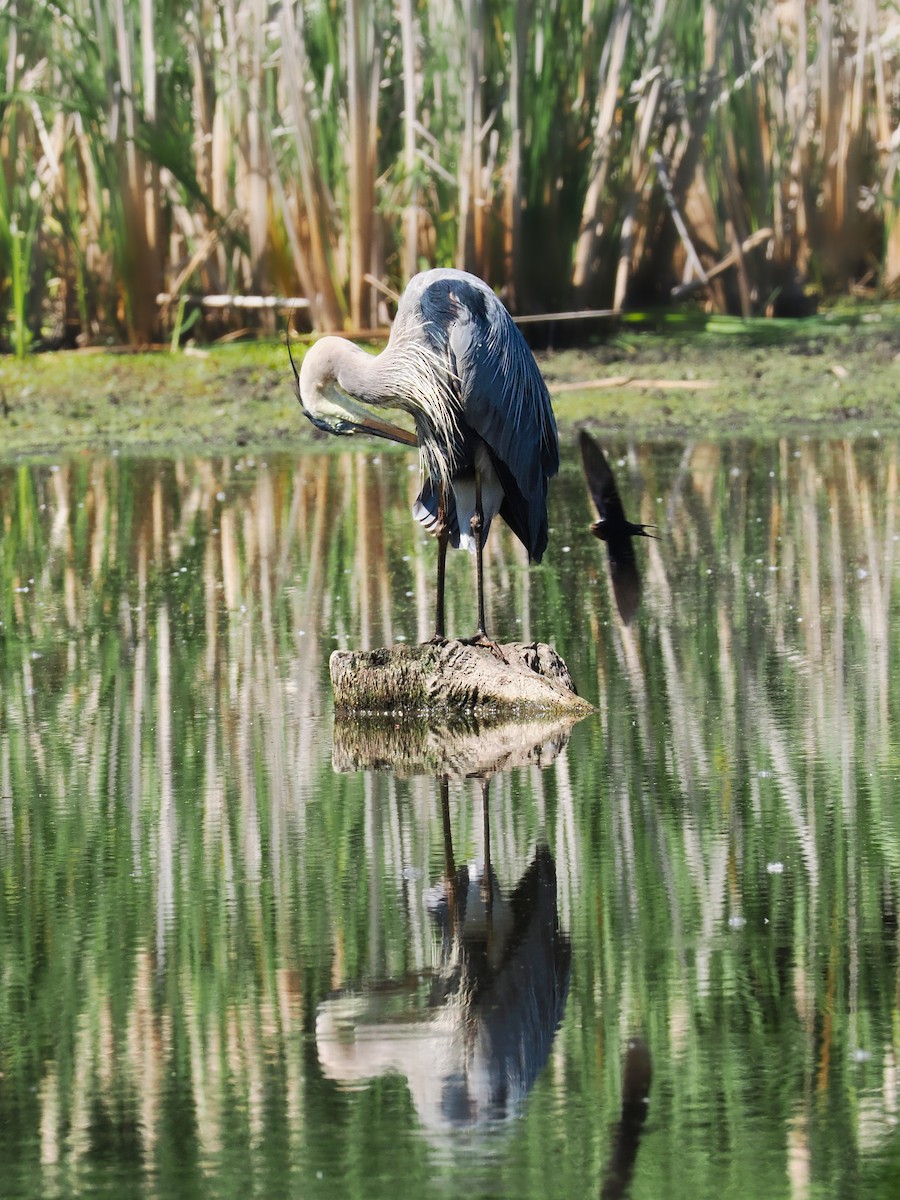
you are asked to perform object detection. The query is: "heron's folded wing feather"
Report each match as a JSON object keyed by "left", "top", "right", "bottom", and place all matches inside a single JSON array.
[{"left": 438, "top": 281, "right": 558, "bottom": 560}]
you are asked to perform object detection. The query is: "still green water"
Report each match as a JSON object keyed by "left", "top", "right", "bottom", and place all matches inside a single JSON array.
[{"left": 0, "top": 436, "right": 898, "bottom": 1199}]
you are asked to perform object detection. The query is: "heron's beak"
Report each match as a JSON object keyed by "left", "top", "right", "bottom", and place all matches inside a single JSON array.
[{"left": 347, "top": 414, "right": 418, "bottom": 447}]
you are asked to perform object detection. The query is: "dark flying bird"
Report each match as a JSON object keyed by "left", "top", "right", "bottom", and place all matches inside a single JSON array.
[
  {"left": 579, "top": 429, "right": 655, "bottom": 626},
  {"left": 290, "top": 269, "right": 559, "bottom": 642}
]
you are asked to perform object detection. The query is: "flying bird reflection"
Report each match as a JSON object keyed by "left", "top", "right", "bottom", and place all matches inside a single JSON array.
[
  {"left": 579, "top": 429, "right": 655, "bottom": 625},
  {"left": 291, "top": 269, "right": 559, "bottom": 642},
  {"left": 600, "top": 1036, "right": 653, "bottom": 1200}
]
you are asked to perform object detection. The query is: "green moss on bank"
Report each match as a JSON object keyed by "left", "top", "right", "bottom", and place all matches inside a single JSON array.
[{"left": 1, "top": 311, "right": 899, "bottom": 459}]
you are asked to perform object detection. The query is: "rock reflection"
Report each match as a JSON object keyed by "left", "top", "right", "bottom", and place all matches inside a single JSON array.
[
  {"left": 317, "top": 774, "right": 571, "bottom": 1128},
  {"left": 332, "top": 708, "right": 584, "bottom": 776}
]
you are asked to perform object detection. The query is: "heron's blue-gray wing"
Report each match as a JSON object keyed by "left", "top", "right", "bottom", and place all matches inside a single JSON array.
[{"left": 422, "top": 277, "right": 559, "bottom": 561}]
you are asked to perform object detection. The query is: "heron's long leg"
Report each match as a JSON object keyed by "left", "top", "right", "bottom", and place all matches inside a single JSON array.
[
  {"left": 440, "top": 775, "right": 458, "bottom": 928},
  {"left": 480, "top": 777, "right": 493, "bottom": 910},
  {"left": 471, "top": 471, "right": 488, "bottom": 639},
  {"left": 433, "top": 483, "right": 450, "bottom": 640}
]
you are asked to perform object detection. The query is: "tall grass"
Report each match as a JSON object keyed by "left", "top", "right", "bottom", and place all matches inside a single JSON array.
[{"left": 2, "top": 0, "right": 900, "bottom": 350}]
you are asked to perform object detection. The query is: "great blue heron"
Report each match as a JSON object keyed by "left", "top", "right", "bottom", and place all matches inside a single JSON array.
[
  {"left": 579, "top": 429, "right": 655, "bottom": 625},
  {"left": 291, "top": 269, "right": 559, "bottom": 641}
]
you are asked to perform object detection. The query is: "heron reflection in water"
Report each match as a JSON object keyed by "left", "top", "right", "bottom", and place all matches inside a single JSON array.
[
  {"left": 316, "top": 774, "right": 571, "bottom": 1129},
  {"left": 426, "top": 776, "right": 572, "bottom": 1125},
  {"left": 291, "top": 269, "right": 559, "bottom": 641},
  {"left": 579, "top": 429, "right": 656, "bottom": 625}
]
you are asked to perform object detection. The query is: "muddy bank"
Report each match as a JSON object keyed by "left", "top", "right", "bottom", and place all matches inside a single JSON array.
[{"left": 1, "top": 311, "right": 898, "bottom": 458}]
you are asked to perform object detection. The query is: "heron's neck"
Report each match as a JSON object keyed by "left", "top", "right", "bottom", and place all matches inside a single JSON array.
[{"left": 327, "top": 338, "right": 394, "bottom": 408}]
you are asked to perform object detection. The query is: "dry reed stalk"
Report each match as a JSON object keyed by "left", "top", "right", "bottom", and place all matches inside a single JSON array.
[
  {"left": 399, "top": 0, "right": 419, "bottom": 280},
  {"left": 869, "top": 2, "right": 900, "bottom": 285},
  {"left": 4, "top": 0, "right": 16, "bottom": 93},
  {"left": 610, "top": 1, "right": 669, "bottom": 310},
  {"left": 649, "top": 1, "right": 739, "bottom": 299},
  {"left": 503, "top": 0, "right": 528, "bottom": 307},
  {"left": 789, "top": 0, "right": 812, "bottom": 276},
  {"left": 139, "top": 0, "right": 160, "bottom": 278},
  {"left": 811, "top": 0, "right": 881, "bottom": 282},
  {"left": 111, "top": 0, "right": 161, "bottom": 341},
  {"left": 672, "top": 228, "right": 774, "bottom": 300},
  {"left": 278, "top": 2, "right": 345, "bottom": 330},
  {"left": 265, "top": 126, "right": 319, "bottom": 316},
  {"left": 572, "top": 0, "right": 633, "bottom": 296},
  {"left": 653, "top": 149, "right": 709, "bottom": 286},
  {"left": 713, "top": 187, "right": 749, "bottom": 312},
  {"left": 186, "top": 1, "right": 215, "bottom": 201},
  {"left": 346, "top": 0, "right": 380, "bottom": 330},
  {"left": 457, "top": 0, "right": 485, "bottom": 272},
  {"left": 157, "top": 225, "right": 224, "bottom": 321},
  {"left": 245, "top": 0, "right": 269, "bottom": 286},
  {"left": 613, "top": 150, "right": 653, "bottom": 312}
]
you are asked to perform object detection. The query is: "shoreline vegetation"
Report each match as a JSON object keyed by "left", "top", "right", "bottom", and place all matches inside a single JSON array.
[
  {"left": 3, "top": 1, "right": 900, "bottom": 354},
  {"left": 2, "top": 307, "right": 899, "bottom": 457}
]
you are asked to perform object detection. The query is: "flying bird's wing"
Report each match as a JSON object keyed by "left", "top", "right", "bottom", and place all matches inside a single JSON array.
[{"left": 579, "top": 430, "right": 628, "bottom": 526}]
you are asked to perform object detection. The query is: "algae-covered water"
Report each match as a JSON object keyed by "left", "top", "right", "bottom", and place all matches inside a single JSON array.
[
  {"left": 1, "top": 431, "right": 898, "bottom": 1199},
  {"left": 2, "top": 310, "right": 900, "bottom": 456}
]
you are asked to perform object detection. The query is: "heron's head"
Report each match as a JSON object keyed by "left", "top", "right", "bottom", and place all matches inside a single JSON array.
[{"left": 290, "top": 335, "right": 418, "bottom": 446}]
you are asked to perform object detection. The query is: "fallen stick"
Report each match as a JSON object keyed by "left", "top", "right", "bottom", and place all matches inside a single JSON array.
[{"left": 551, "top": 376, "right": 715, "bottom": 393}]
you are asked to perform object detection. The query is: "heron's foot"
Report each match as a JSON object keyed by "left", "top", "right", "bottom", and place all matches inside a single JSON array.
[
  {"left": 459, "top": 632, "right": 506, "bottom": 662},
  {"left": 425, "top": 632, "right": 449, "bottom": 646}
]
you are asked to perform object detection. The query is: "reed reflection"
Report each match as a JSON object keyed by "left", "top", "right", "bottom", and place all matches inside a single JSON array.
[{"left": 0, "top": 436, "right": 897, "bottom": 1198}]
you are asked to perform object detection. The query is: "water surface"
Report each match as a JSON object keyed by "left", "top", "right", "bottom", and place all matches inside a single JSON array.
[{"left": 0, "top": 436, "right": 898, "bottom": 1199}]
